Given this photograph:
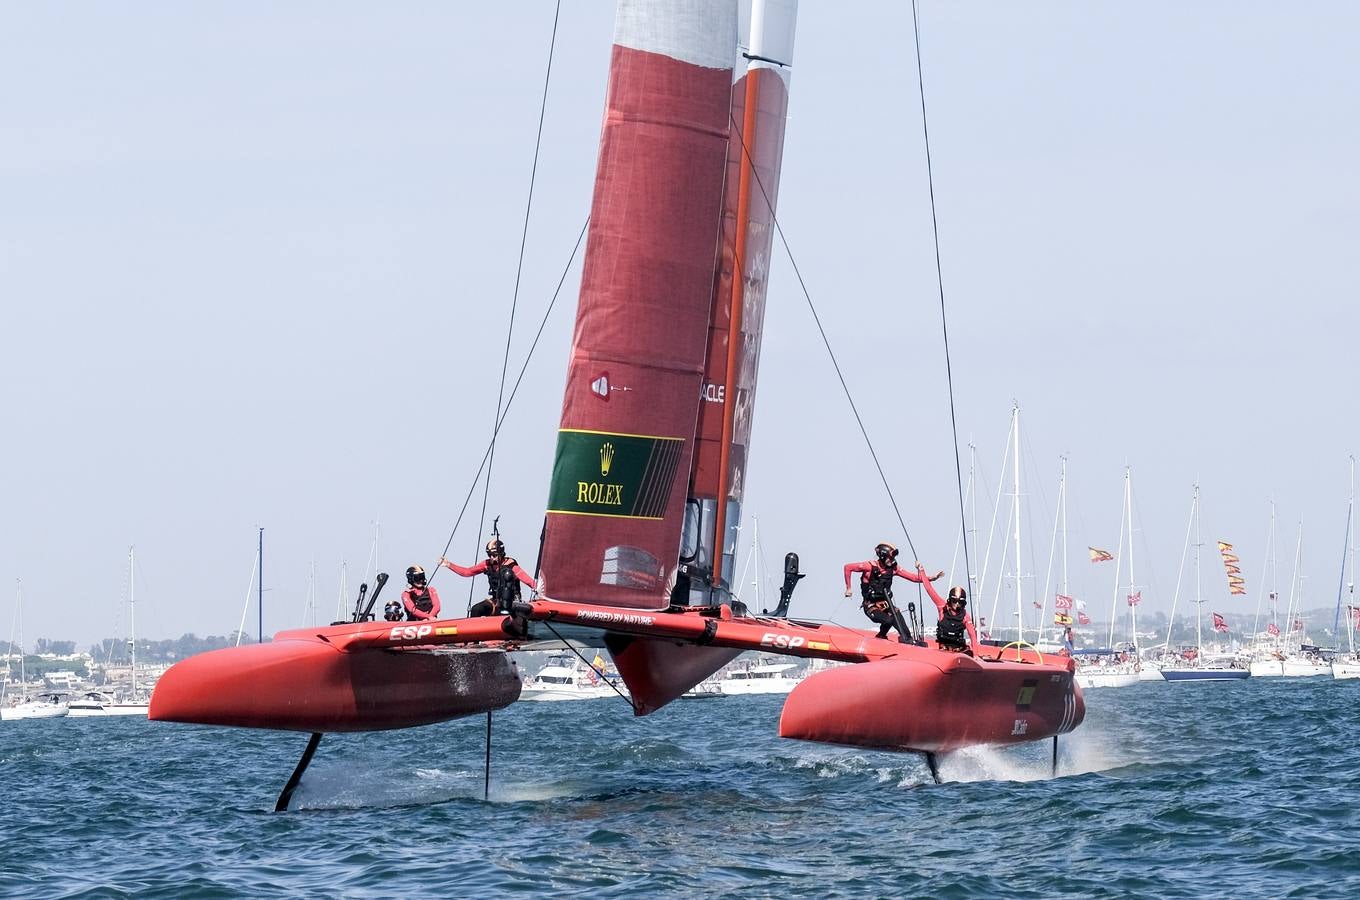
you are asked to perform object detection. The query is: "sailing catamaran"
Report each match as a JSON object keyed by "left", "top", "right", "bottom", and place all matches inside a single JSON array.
[{"left": 150, "top": 0, "right": 1084, "bottom": 803}]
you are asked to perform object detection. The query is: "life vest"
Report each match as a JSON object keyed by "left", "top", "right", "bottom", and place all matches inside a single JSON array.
[
  {"left": 936, "top": 604, "right": 968, "bottom": 648},
  {"left": 487, "top": 558, "right": 523, "bottom": 607},
  {"left": 859, "top": 564, "right": 896, "bottom": 607},
  {"left": 408, "top": 588, "right": 434, "bottom": 614}
]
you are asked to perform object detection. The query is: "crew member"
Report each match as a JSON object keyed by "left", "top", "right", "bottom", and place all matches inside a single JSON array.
[
  {"left": 917, "top": 566, "right": 979, "bottom": 653},
  {"left": 441, "top": 539, "right": 537, "bottom": 617},
  {"left": 842, "top": 542, "right": 942, "bottom": 640},
  {"left": 401, "top": 565, "right": 442, "bottom": 621}
]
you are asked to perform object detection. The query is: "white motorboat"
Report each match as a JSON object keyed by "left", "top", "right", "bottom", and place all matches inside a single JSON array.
[
  {"left": 1074, "top": 663, "right": 1141, "bottom": 689},
  {"left": 716, "top": 661, "right": 802, "bottom": 695},
  {"left": 519, "top": 654, "right": 627, "bottom": 702},
  {"left": 1, "top": 693, "right": 69, "bottom": 721}
]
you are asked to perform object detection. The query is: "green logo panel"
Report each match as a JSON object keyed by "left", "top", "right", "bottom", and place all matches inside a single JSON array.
[{"left": 546, "top": 430, "right": 684, "bottom": 520}]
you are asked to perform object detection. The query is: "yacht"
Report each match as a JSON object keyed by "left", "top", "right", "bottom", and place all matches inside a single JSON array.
[
  {"left": 67, "top": 691, "right": 150, "bottom": 718},
  {"left": 520, "top": 654, "right": 627, "bottom": 702},
  {"left": 1, "top": 693, "right": 69, "bottom": 721},
  {"left": 716, "top": 660, "right": 803, "bottom": 695}
]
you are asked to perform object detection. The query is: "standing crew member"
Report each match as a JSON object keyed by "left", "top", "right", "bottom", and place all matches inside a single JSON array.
[
  {"left": 441, "top": 539, "right": 537, "bottom": 617},
  {"left": 843, "top": 543, "right": 943, "bottom": 640},
  {"left": 402, "top": 565, "right": 442, "bottom": 622},
  {"left": 916, "top": 564, "right": 980, "bottom": 653}
]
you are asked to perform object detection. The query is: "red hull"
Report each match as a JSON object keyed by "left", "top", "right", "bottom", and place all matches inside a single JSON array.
[
  {"left": 780, "top": 653, "right": 1085, "bottom": 753},
  {"left": 150, "top": 638, "right": 521, "bottom": 733}
]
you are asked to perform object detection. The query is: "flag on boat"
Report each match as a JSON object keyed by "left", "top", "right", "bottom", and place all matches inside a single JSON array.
[
  {"left": 1266, "top": 622, "right": 1280, "bottom": 636},
  {"left": 1127, "top": 591, "right": 1142, "bottom": 606},
  {"left": 1077, "top": 611, "right": 1091, "bottom": 625},
  {"left": 1218, "top": 541, "right": 1247, "bottom": 595},
  {"left": 1054, "top": 612, "right": 1073, "bottom": 626},
  {"left": 1055, "top": 594, "right": 1074, "bottom": 610},
  {"left": 1212, "top": 612, "right": 1230, "bottom": 633},
  {"left": 1088, "top": 547, "right": 1114, "bottom": 563},
  {"left": 1292, "top": 619, "right": 1304, "bottom": 632},
  {"left": 1032, "top": 601, "right": 1042, "bottom": 610}
]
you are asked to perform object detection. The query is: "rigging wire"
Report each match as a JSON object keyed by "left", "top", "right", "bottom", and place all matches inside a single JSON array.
[
  {"left": 470, "top": 0, "right": 564, "bottom": 611},
  {"left": 729, "top": 111, "right": 918, "bottom": 561},
  {"left": 541, "top": 620, "right": 637, "bottom": 712},
  {"left": 910, "top": 0, "right": 972, "bottom": 590},
  {"left": 429, "top": 219, "right": 590, "bottom": 584}
]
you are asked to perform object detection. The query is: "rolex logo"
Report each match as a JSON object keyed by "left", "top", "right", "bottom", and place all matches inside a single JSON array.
[{"left": 600, "top": 441, "right": 615, "bottom": 477}]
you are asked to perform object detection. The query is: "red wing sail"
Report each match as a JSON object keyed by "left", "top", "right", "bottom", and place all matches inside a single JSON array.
[{"left": 538, "top": 1, "right": 739, "bottom": 609}]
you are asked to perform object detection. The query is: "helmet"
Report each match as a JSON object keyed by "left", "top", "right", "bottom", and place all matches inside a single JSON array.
[
  {"left": 947, "top": 586, "right": 967, "bottom": 606},
  {"left": 485, "top": 539, "right": 505, "bottom": 559},
  {"left": 874, "top": 542, "right": 899, "bottom": 566},
  {"left": 382, "top": 600, "right": 404, "bottom": 621},
  {"left": 405, "top": 565, "right": 427, "bottom": 587}
]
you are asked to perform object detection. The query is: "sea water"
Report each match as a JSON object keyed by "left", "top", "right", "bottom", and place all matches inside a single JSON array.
[{"left": 1, "top": 677, "right": 1357, "bottom": 897}]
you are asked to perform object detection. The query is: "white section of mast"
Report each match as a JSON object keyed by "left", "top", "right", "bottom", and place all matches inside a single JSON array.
[
  {"left": 969, "top": 442, "right": 979, "bottom": 599},
  {"left": 1107, "top": 470, "right": 1129, "bottom": 649},
  {"left": 337, "top": 561, "right": 348, "bottom": 622},
  {"left": 1126, "top": 469, "right": 1138, "bottom": 650},
  {"left": 1251, "top": 502, "right": 1276, "bottom": 645},
  {"left": 983, "top": 410, "right": 1015, "bottom": 636},
  {"left": 1193, "top": 485, "right": 1203, "bottom": 658},
  {"left": 235, "top": 548, "right": 260, "bottom": 648},
  {"left": 1011, "top": 404, "right": 1024, "bottom": 645},
  {"left": 1038, "top": 458, "right": 1063, "bottom": 645},
  {"left": 746, "top": 0, "right": 797, "bottom": 67},
  {"left": 1349, "top": 457, "right": 1356, "bottom": 654},
  {"left": 129, "top": 546, "right": 137, "bottom": 700},
  {"left": 1284, "top": 522, "right": 1304, "bottom": 649},
  {"left": 615, "top": 0, "right": 739, "bottom": 71},
  {"left": 1162, "top": 488, "right": 1198, "bottom": 656}
]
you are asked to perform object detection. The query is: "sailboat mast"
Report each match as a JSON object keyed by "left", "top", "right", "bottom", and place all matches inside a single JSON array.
[
  {"left": 1126, "top": 469, "right": 1137, "bottom": 650},
  {"left": 1060, "top": 456, "right": 1069, "bottom": 606},
  {"left": 16, "top": 579, "right": 24, "bottom": 700},
  {"left": 1107, "top": 469, "right": 1129, "bottom": 649},
  {"left": 1193, "top": 484, "right": 1203, "bottom": 659},
  {"left": 1334, "top": 456, "right": 1354, "bottom": 639},
  {"left": 1286, "top": 522, "right": 1303, "bottom": 649},
  {"left": 1351, "top": 457, "right": 1357, "bottom": 654},
  {"left": 130, "top": 546, "right": 137, "bottom": 700},
  {"left": 258, "top": 527, "right": 264, "bottom": 644},
  {"left": 969, "top": 442, "right": 979, "bottom": 598},
  {"left": 1011, "top": 404, "right": 1023, "bottom": 644}
]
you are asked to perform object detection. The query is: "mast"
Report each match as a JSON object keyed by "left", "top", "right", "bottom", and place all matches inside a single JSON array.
[
  {"left": 1351, "top": 458, "right": 1358, "bottom": 655},
  {"left": 130, "top": 546, "right": 137, "bottom": 700},
  {"left": 1251, "top": 502, "right": 1276, "bottom": 645},
  {"left": 1060, "top": 456, "right": 1069, "bottom": 627},
  {"left": 1193, "top": 484, "right": 1203, "bottom": 660},
  {"left": 258, "top": 527, "right": 264, "bottom": 644},
  {"left": 1126, "top": 468, "right": 1137, "bottom": 651},
  {"left": 1285, "top": 522, "right": 1303, "bottom": 650},
  {"left": 1107, "top": 469, "right": 1129, "bottom": 649},
  {"left": 969, "top": 442, "right": 979, "bottom": 598},
  {"left": 1011, "top": 404, "right": 1023, "bottom": 643},
  {"left": 1334, "top": 456, "right": 1354, "bottom": 639},
  {"left": 16, "top": 579, "right": 24, "bottom": 700}
]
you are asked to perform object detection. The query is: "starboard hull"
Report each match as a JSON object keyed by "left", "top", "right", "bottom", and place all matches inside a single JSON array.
[{"left": 779, "top": 652, "right": 1083, "bottom": 754}]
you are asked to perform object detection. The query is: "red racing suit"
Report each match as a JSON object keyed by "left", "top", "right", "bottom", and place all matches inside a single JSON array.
[
  {"left": 402, "top": 585, "right": 442, "bottom": 621},
  {"left": 920, "top": 572, "right": 980, "bottom": 648},
  {"left": 443, "top": 558, "right": 536, "bottom": 602}
]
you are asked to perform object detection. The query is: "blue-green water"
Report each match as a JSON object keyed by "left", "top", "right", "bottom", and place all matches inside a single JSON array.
[{"left": 2, "top": 678, "right": 1358, "bottom": 897}]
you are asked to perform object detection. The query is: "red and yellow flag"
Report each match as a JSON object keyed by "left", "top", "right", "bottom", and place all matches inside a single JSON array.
[
  {"left": 1088, "top": 547, "right": 1114, "bottom": 563},
  {"left": 1218, "top": 541, "right": 1247, "bottom": 595}
]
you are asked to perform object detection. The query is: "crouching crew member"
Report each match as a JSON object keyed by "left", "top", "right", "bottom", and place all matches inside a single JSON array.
[
  {"left": 917, "top": 565, "right": 979, "bottom": 653},
  {"left": 402, "top": 565, "right": 442, "bottom": 621},
  {"left": 441, "top": 539, "right": 537, "bottom": 617},
  {"left": 843, "top": 542, "right": 943, "bottom": 640}
]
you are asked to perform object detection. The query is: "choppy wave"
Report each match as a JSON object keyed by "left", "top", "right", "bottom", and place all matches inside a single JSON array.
[{"left": 3, "top": 679, "right": 1359, "bottom": 896}]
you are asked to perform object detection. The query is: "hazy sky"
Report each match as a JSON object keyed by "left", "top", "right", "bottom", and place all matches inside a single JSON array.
[{"left": 2, "top": 2, "right": 1357, "bottom": 648}]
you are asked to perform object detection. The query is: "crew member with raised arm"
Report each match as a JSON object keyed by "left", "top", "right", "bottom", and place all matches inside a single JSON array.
[
  {"left": 401, "top": 565, "right": 442, "bottom": 621},
  {"left": 441, "top": 538, "right": 537, "bottom": 617},
  {"left": 842, "top": 542, "right": 943, "bottom": 640},
  {"left": 916, "top": 564, "right": 980, "bottom": 653}
]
